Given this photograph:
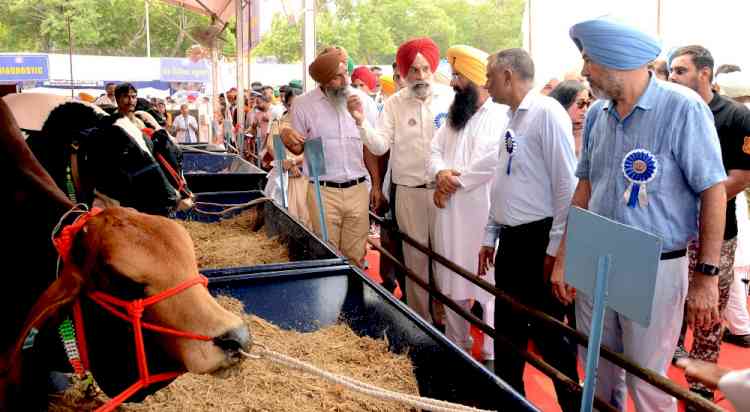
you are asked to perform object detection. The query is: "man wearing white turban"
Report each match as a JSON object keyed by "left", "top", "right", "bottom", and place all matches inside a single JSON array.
[{"left": 551, "top": 18, "right": 728, "bottom": 412}]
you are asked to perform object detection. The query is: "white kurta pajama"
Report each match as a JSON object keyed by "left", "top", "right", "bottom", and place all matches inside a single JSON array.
[{"left": 428, "top": 99, "right": 510, "bottom": 358}]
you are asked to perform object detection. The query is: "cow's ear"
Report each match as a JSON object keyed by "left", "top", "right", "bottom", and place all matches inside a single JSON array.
[{"left": 7, "top": 261, "right": 84, "bottom": 384}]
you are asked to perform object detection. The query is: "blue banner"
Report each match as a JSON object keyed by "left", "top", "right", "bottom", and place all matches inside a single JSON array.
[
  {"left": 0, "top": 55, "right": 49, "bottom": 81},
  {"left": 160, "top": 58, "right": 210, "bottom": 83}
]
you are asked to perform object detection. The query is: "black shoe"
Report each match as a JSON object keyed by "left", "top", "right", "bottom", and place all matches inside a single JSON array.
[
  {"left": 685, "top": 388, "right": 714, "bottom": 412},
  {"left": 482, "top": 359, "right": 495, "bottom": 374},
  {"left": 672, "top": 345, "right": 689, "bottom": 365},
  {"left": 723, "top": 330, "right": 750, "bottom": 347}
]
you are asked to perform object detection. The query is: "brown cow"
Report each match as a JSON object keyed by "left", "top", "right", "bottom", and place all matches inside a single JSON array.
[{"left": 0, "top": 99, "right": 251, "bottom": 410}]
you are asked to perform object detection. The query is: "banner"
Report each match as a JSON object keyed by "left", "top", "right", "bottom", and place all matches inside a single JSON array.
[
  {"left": 160, "top": 58, "right": 210, "bottom": 83},
  {"left": 0, "top": 55, "right": 49, "bottom": 81}
]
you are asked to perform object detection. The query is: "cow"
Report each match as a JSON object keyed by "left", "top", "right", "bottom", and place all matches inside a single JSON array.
[
  {"left": 0, "top": 99, "right": 251, "bottom": 411},
  {"left": 25, "top": 100, "right": 192, "bottom": 217}
]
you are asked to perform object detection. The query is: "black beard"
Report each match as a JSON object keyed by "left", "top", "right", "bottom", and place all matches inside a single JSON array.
[{"left": 447, "top": 83, "right": 479, "bottom": 131}]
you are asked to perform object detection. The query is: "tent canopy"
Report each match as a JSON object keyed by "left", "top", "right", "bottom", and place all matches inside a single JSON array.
[{"left": 159, "top": 0, "right": 235, "bottom": 23}]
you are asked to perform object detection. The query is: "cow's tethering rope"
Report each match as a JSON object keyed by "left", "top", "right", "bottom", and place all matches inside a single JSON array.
[
  {"left": 191, "top": 197, "right": 271, "bottom": 216},
  {"left": 239, "top": 346, "right": 495, "bottom": 412}
]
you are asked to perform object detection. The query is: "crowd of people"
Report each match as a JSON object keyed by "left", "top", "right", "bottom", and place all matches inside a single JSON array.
[
  {"left": 83, "top": 16, "right": 750, "bottom": 412},
  {"left": 254, "top": 18, "right": 749, "bottom": 412}
]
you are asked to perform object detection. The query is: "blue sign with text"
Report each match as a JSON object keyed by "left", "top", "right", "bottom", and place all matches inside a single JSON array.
[
  {"left": 0, "top": 55, "right": 49, "bottom": 81},
  {"left": 160, "top": 58, "right": 210, "bottom": 83}
]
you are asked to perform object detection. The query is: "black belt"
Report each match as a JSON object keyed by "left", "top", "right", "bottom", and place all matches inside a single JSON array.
[
  {"left": 661, "top": 249, "right": 686, "bottom": 260},
  {"left": 403, "top": 183, "right": 436, "bottom": 189},
  {"left": 312, "top": 176, "right": 366, "bottom": 189}
]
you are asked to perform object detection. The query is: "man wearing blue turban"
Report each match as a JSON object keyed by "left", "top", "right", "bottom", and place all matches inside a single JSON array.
[{"left": 551, "top": 18, "right": 728, "bottom": 412}]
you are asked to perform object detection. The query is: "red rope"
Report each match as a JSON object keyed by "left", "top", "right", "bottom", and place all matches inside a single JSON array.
[{"left": 53, "top": 209, "right": 214, "bottom": 412}]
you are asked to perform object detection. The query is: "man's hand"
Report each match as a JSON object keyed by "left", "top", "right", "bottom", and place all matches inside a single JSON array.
[
  {"left": 675, "top": 358, "right": 729, "bottom": 389},
  {"left": 281, "top": 159, "right": 295, "bottom": 171},
  {"left": 347, "top": 95, "right": 365, "bottom": 125},
  {"left": 543, "top": 254, "right": 556, "bottom": 283},
  {"left": 289, "top": 166, "right": 302, "bottom": 177},
  {"left": 280, "top": 127, "right": 305, "bottom": 155},
  {"left": 686, "top": 274, "right": 720, "bottom": 330},
  {"left": 551, "top": 256, "right": 576, "bottom": 306},
  {"left": 434, "top": 190, "right": 449, "bottom": 208},
  {"left": 436, "top": 169, "right": 462, "bottom": 194},
  {"left": 370, "top": 187, "right": 388, "bottom": 215},
  {"left": 478, "top": 246, "right": 495, "bottom": 277}
]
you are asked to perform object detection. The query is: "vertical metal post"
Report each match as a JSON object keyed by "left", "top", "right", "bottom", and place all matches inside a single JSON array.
[
  {"left": 145, "top": 0, "right": 151, "bottom": 57},
  {"left": 235, "top": 0, "right": 245, "bottom": 156},
  {"left": 65, "top": 8, "right": 74, "bottom": 98},
  {"left": 580, "top": 254, "right": 612, "bottom": 412},
  {"left": 302, "top": 0, "right": 316, "bottom": 92}
]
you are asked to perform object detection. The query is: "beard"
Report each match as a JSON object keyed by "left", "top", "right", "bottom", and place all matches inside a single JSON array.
[
  {"left": 448, "top": 83, "right": 480, "bottom": 131},
  {"left": 408, "top": 80, "right": 431, "bottom": 99},
  {"left": 324, "top": 85, "right": 349, "bottom": 110}
]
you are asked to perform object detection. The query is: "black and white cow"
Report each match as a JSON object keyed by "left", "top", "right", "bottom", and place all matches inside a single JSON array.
[{"left": 26, "top": 101, "right": 192, "bottom": 216}]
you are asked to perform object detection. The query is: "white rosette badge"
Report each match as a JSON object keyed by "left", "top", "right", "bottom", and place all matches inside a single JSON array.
[{"left": 622, "top": 149, "right": 658, "bottom": 208}]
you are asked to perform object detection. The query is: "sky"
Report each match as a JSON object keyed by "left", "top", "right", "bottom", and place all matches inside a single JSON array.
[{"left": 524, "top": 0, "right": 750, "bottom": 86}]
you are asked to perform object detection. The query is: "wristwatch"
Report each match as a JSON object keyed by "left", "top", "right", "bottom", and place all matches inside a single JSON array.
[{"left": 694, "top": 263, "right": 720, "bottom": 276}]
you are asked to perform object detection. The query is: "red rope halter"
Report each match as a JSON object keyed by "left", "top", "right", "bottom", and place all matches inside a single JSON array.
[{"left": 53, "top": 209, "right": 212, "bottom": 412}]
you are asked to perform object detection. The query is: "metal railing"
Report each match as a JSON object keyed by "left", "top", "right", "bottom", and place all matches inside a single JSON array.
[{"left": 370, "top": 212, "right": 724, "bottom": 412}]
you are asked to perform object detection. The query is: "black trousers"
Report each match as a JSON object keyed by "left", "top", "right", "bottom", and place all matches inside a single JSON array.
[{"left": 493, "top": 217, "right": 581, "bottom": 412}]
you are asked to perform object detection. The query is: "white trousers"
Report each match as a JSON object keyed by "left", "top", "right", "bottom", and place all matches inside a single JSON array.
[
  {"left": 576, "top": 256, "right": 688, "bottom": 412},
  {"left": 395, "top": 186, "right": 437, "bottom": 324},
  {"left": 445, "top": 299, "right": 473, "bottom": 353},
  {"left": 482, "top": 298, "right": 495, "bottom": 360},
  {"left": 725, "top": 266, "right": 750, "bottom": 335}
]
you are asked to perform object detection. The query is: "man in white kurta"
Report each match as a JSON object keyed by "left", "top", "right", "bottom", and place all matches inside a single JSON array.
[{"left": 429, "top": 45, "right": 509, "bottom": 362}]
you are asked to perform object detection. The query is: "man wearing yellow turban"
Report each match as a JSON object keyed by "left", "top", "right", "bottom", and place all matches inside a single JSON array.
[{"left": 429, "top": 45, "right": 510, "bottom": 368}]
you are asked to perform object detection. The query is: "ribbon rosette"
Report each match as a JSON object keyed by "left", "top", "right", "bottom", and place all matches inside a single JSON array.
[
  {"left": 434, "top": 112, "right": 448, "bottom": 129},
  {"left": 505, "top": 130, "right": 517, "bottom": 175},
  {"left": 622, "top": 149, "right": 658, "bottom": 208}
]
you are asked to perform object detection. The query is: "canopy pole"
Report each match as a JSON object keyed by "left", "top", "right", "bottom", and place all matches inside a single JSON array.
[
  {"left": 235, "top": 0, "right": 245, "bottom": 156},
  {"left": 302, "top": 0, "right": 315, "bottom": 92},
  {"left": 65, "top": 6, "right": 74, "bottom": 98},
  {"left": 145, "top": 0, "right": 151, "bottom": 57}
]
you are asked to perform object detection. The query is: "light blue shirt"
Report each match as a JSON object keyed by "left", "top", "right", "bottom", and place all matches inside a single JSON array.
[
  {"left": 577, "top": 76, "right": 726, "bottom": 252},
  {"left": 482, "top": 92, "right": 578, "bottom": 255}
]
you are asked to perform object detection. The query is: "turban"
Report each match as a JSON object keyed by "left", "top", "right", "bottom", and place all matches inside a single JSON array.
[
  {"left": 446, "top": 45, "right": 489, "bottom": 86},
  {"left": 78, "top": 92, "right": 96, "bottom": 103},
  {"left": 380, "top": 74, "right": 396, "bottom": 97},
  {"left": 716, "top": 72, "right": 750, "bottom": 98},
  {"left": 396, "top": 37, "right": 440, "bottom": 79},
  {"left": 309, "top": 50, "right": 346, "bottom": 85},
  {"left": 351, "top": 66, "right": 377, "bottom": 91},
  {"left": 569, "top": 19, "right": 661, "bottom": 70}
]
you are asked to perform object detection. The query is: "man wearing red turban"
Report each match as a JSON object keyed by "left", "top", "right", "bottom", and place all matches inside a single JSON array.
[
  {"left": 351, "top": 66, "right": 377, "bottom": 96},
  {"left": 347, "top": 37, "right": 454, "bottom": 325}
]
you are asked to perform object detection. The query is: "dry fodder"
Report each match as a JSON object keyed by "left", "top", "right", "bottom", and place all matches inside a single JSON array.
[{"left": 180, "top": 209, "right": 289, "bottom": 268}]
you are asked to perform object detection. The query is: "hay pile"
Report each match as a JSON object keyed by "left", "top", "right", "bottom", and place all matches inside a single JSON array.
[
  {"left": 128, "top": 296, "right": 419, "bottom": 411},
  {"left": 51, "top": 296, "right": 419, "bottom": 412},
  {"left": 181, "top": 209, "right": 290, "bottom": 268}
]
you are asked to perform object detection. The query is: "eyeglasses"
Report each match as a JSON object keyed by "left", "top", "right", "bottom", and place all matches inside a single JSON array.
[
  {"left": 351, "top": 83, "right": 360, "bottom": 88},
  {"left": 576, "top": 99, "right": 591, "bottom": 109}
]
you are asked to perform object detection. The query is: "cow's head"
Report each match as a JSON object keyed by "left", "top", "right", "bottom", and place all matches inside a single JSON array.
[
  {"left": 34, "top": 102, "right": 189, "bottom": 216},
  {"left": 8, "top": 207, "right": 250, "bottom": 402}
]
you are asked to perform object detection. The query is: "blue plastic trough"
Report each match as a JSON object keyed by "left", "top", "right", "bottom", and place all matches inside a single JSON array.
[
  {"left": 182, "top": 151, "right": 267, "bottom": 192},
  {"left": 206, "top": 265, "right": 539, "bottom": 412}
]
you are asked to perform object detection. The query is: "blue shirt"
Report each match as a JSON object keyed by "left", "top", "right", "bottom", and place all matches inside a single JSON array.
[{"left": 577, "top": 76, "right": 726, "bottom": 252}]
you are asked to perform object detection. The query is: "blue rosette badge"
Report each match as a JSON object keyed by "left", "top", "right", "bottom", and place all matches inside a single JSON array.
[
  {"left": 434, "top": 112, "right": 448, "bottom": 129},
  {"left": 505, "top": 130, "right": 516, "bottom": 175},
  {"left": 622, "top": 149, "right": 658, "bottom": 208}
]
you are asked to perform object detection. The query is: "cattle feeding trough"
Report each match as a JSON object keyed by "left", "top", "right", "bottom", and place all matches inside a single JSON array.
[
  {"left": 169, "top": 190, "right": 539, "bottom": 412},
  {"left": 182, "top": 151, "right": 267, "bottom": 193}
]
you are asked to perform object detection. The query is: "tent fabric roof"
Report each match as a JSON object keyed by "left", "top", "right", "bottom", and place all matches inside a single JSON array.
[{"left": 158, "top": 0, "right": 236, "bottom": 23}]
